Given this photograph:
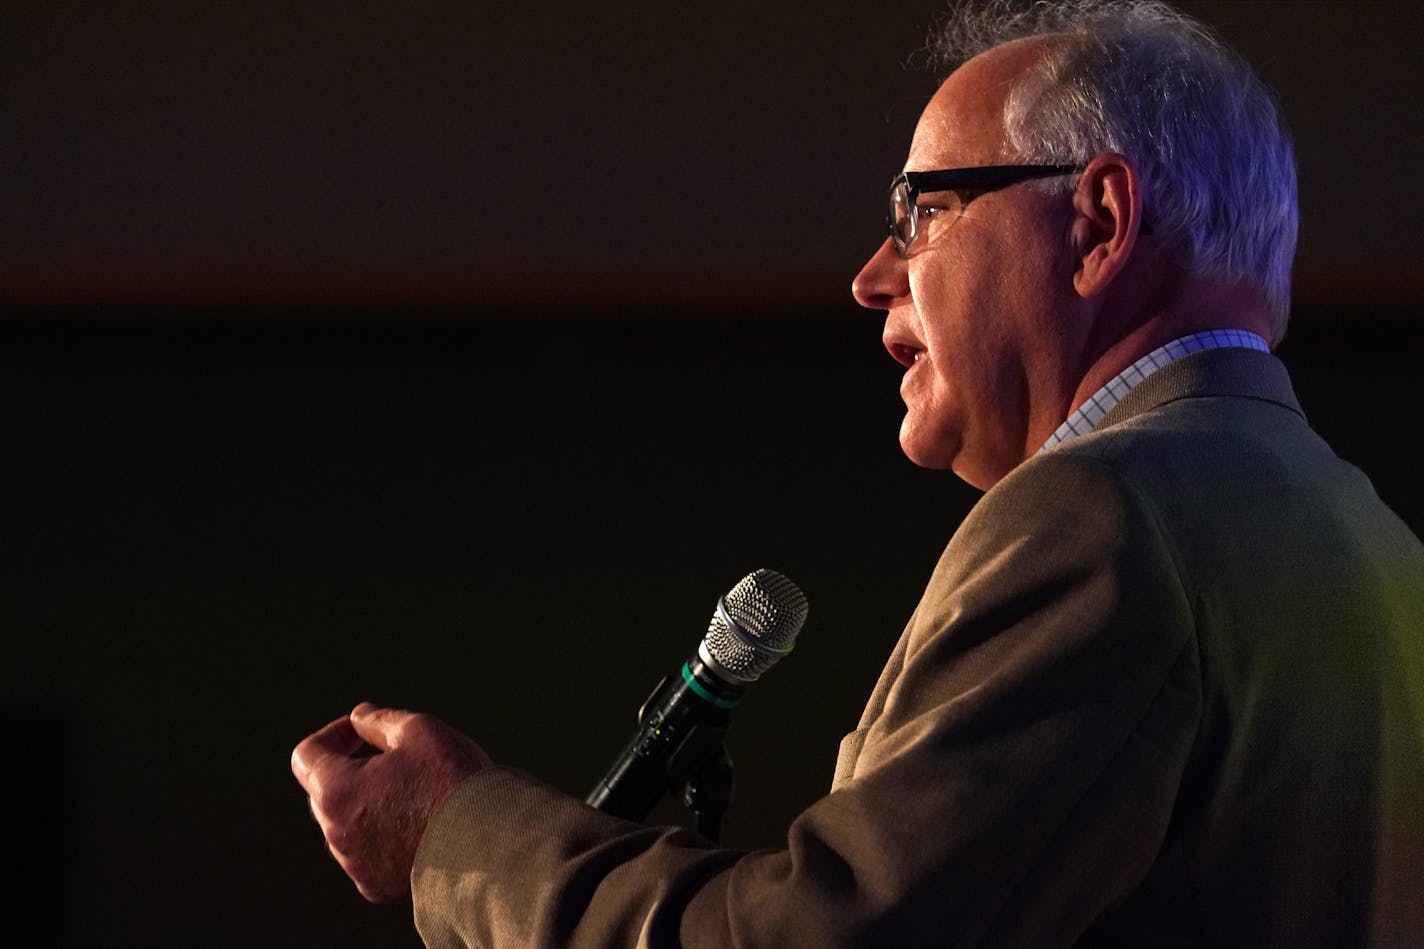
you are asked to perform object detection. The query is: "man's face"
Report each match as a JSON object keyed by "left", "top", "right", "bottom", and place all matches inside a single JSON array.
[{"left": 853, "top": 41, "right": 1083, "bottom": 490}]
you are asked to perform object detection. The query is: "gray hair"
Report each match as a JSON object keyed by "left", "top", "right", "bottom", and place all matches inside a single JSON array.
[{"left": 926, "top": 0, "right": 1298, "bottom": 343}]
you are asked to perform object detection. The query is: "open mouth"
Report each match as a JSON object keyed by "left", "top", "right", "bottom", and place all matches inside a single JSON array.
[{"left": 886, "top": 342, "right": 926, "bottom": 369}]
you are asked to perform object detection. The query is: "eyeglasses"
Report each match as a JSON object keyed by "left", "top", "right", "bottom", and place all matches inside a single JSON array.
[{"left": 886, "top": 163, "right": 1081, "bottom": 257}]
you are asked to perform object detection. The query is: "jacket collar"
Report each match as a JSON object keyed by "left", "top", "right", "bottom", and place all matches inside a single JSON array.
[{"left": 1097, "top": 347, "right": 1305, "bottom": 432}]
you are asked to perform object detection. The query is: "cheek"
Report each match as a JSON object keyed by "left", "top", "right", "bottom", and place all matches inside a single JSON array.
[
  {"left": 908, "top": 253, "right": 968, "bottom": 329},
  {"left": 910, "top": 253, "right": 991, "bottom": 357}
]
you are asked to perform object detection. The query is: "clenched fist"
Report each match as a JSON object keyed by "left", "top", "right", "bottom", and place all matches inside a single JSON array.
[{"left": 291, "top": 703, "right": 492, "bottom": 902}]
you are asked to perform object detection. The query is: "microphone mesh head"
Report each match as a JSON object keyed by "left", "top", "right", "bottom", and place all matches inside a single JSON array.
[{"left": 702, "top": 569, "right": 808, "bottom": 682}]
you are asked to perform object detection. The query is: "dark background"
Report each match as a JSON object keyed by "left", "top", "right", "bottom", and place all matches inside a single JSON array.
[{"left": 2, "top": 3, "right": 1420, "bottom": 947}]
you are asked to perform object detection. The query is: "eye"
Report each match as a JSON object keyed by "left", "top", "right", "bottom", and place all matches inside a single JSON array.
[
  {"left": 916, "top": 197, "right": 957, "bottom": 219},
  {"left": 917, "top": 190, "right": 973, "bottom": 220}
]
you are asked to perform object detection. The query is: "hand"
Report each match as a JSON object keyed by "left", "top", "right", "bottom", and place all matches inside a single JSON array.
[{"left": 291, "top": 702, "right": 492, "bottom": 903}]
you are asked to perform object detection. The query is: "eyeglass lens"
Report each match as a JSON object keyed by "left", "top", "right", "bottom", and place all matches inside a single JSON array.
[{"left": 890, "top": 181, "right": 915, "bottom": 254}]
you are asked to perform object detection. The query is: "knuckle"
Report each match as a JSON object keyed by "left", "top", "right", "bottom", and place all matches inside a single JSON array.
[
  {"left": 314, "top": 774, "right": 356, "bottom": 821},
  {"left": 404, "top": 712, "right": 438, "bottom": 741}
]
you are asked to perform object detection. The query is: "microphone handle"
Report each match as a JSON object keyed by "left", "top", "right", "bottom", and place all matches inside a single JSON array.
[{"left": 586, "top": 655, "right": 743, "bottom": 822}]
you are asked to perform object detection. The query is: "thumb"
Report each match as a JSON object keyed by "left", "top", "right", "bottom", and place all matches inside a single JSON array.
[
  {"left": 291, "top": 713, "right": 363, "bottom": 789},
  {"left": 349, "top": 702, "right": 410, "bottom": 753}
]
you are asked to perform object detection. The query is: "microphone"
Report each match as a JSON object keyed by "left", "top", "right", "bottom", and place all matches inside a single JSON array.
[{"left": 586, "top": 568, "right": 809, "bottom": 824}]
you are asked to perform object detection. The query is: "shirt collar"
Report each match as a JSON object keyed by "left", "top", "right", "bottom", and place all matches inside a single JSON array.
[{"left": 1039, "top": 328, "right": 1271, "bottom": 453}]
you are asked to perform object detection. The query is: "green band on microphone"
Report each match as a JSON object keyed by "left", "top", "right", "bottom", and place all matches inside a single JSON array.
[{"left": 681, "top": 662, "right": 740, "bottom": 709}]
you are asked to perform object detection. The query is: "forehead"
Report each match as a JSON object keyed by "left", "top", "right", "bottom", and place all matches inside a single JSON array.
[{"left": 906, "top": 37, "right": 1053, "bottom": 171}]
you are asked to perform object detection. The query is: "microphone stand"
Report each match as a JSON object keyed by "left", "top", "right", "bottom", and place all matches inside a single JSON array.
[{"left": 683, "top": 745, "right": 733, "bottom": 843}]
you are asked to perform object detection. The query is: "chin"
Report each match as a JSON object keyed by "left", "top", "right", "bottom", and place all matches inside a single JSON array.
[
  {"left": 898, "top": 426, "right": 957, "bottom": 472},
  {"left": 901, "top": 433, "right": 1005, "bottom": 491}
]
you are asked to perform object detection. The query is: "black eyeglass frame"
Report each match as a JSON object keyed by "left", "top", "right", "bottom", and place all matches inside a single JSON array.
[{"left": 886, "top": 163, "right": 1082, "bottom": 257}]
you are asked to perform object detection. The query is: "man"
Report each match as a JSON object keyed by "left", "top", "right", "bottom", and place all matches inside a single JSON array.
[{"left": 293, "top": 1, "right": 1424, "bottom": 945}]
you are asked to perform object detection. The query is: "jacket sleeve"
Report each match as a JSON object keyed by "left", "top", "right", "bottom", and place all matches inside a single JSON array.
[{"left": 412, "top": 451, "right": 1203, "bottom": 948}]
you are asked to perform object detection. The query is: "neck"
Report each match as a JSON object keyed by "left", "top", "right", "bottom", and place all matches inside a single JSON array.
[{"left": 1068, "top": 281, "right": 1274, "bottom": 419}]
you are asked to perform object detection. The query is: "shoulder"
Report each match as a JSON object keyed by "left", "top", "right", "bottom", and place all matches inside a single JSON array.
[{"left": 908, "top": 444, "right": 1192, "bottom": 666}]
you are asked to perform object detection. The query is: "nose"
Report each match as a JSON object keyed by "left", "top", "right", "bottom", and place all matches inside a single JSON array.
[{"left": 851, "top": 238, "right": 910, "bottom": 310}]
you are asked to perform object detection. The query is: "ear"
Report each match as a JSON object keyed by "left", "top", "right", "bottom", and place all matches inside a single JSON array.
[{"left": 1069, "top": 152, "right": 1145, "bottom": 298}]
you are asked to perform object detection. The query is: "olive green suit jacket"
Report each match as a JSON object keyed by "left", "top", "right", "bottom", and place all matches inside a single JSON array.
[{"left": 413, "top": 348, "right": 1424, "bottom": 947}]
